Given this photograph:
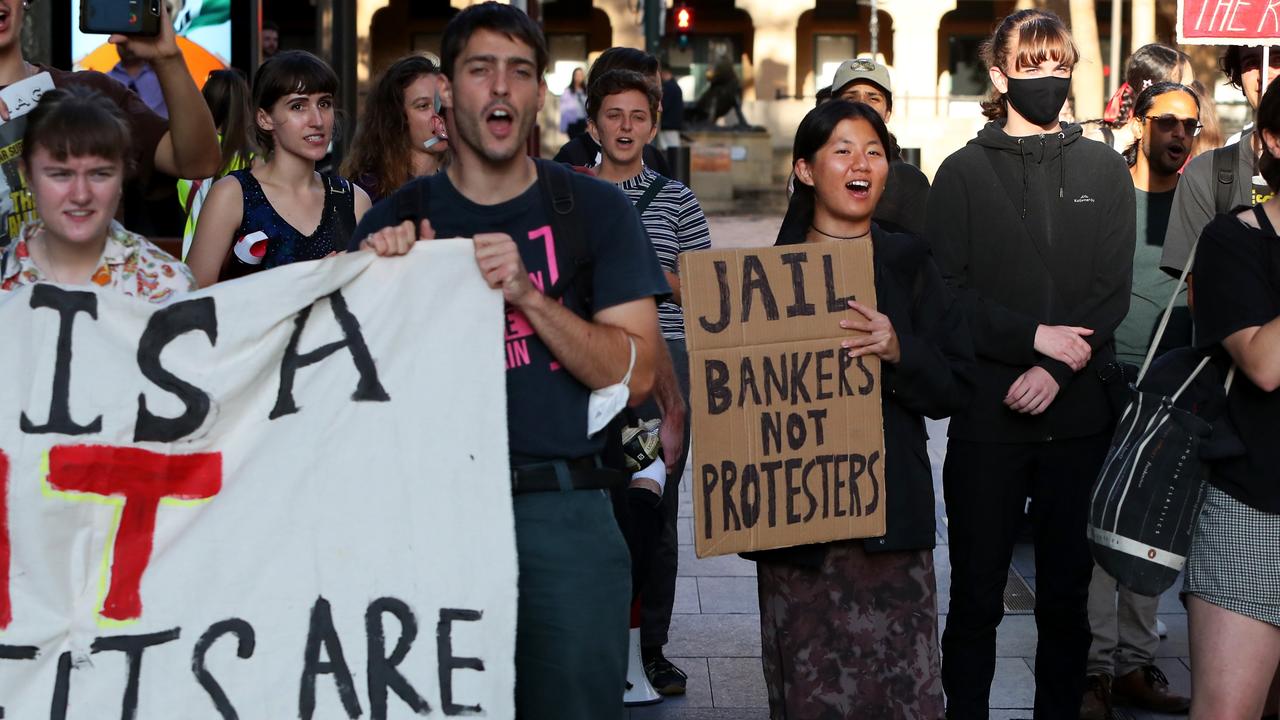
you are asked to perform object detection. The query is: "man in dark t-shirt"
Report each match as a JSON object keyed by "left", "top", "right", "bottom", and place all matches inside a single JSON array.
[{"left": 351, "top": 5, "right": 668, "bottom": 719}]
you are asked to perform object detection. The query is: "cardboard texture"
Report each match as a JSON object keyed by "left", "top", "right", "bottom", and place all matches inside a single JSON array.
[{"left": 680, "top": 240, "right": 887, "bottom": 558}]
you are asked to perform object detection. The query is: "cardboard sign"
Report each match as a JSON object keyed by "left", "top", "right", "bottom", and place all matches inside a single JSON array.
[
  {"left": 0, "top": 72, "right": 54, "bottom": 246},
  {"left": 1178, "top": 0, "right": 1280, "bottom": 44},
  {"left": 680, "top": 240, "right": 887, "bottom": 558},
  {"left": 0, "top": 242, "right": 517, "bottom": 719}
]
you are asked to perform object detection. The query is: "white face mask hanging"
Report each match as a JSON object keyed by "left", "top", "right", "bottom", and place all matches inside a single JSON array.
[{"left": 586, "top": 336, "right": 635, "bottom": 437}]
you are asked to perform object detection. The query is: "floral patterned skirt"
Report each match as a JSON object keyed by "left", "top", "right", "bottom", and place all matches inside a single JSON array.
[{"left": 756, "top": 542, "right": 944, "bottom": 720}]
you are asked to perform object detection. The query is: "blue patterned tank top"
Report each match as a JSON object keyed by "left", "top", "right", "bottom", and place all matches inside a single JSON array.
[{"left": 220, "top": 169, "right": 356, "bottom": 281}]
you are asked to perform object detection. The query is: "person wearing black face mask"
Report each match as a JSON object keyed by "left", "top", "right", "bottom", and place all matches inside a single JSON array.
[{"left": 925, "top": 9, "right": 1136, "bottom": 719}]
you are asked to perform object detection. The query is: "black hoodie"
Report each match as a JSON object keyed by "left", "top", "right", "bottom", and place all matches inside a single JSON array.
[{"left": 925, "top": 121, "right": 1135, "bottom": 443}]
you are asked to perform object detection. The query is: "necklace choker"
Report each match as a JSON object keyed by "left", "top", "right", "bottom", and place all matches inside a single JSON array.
[{"left": 810, "top": 225, "right": 870, "bottom": 241}]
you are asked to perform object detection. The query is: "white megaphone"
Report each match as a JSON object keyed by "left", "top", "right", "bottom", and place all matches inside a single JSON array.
[{"left": 623, "top": 627, "right": 662, "bottom": 706}]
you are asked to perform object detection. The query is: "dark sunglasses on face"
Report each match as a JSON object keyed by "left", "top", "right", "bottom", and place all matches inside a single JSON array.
[{"left": 1145, "top": 115, "right": 1203, "bottom": 136}]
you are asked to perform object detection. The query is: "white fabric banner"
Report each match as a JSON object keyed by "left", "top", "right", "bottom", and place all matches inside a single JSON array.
[{"left": 0, "top": 241, "right": 516, "bottom": 719}]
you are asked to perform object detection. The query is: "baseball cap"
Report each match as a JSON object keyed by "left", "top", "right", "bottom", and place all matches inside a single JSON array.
[{"left": 829, "top": 58, "right": 893, "bottom": 99}]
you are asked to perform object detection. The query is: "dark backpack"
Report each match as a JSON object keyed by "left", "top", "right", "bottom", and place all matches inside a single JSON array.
[{"left": 1212, "top": 141, "right": 1241, "bottom": 215}]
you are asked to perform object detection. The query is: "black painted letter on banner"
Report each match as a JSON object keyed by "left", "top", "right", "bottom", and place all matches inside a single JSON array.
[
  {"left": 135, "top": 297, "right": 218, "bottom": 443},
  {"left": 91, "top": 627, "right": 181, "bottom": 720},
  {"left": 271, "top": 291, "right": 390, "bottom": 419},
  {"left": 367, "top": 597, "right": 431, "bottom": 718},
  {"left": 437, "top": 608, "right": 485, "bottom": 716},
  {"left": 698, "top": 260, "right": 731, "bottom": 334},
  {"left": 20, "top": 285, "right": 101, "bottom": 435},
  {"left": 193, "top": 618, "right": 255, "bottom": 720},
  {"left": 299, "top": 597, "right": 362, "bottom": 719}
]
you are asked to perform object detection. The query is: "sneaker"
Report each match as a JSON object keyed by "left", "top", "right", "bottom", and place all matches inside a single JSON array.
[
  {"left": 1156, "top": 617, "right": 1169, "bottom": 638},
  {"left": 1080, "top": 673, "right": 1113, "bottom": 720},
  {"left": 643, "top": 652, "right": 688, "bottom": 696},
  {"left": 1112, "top": 665, "right": 1190, "bottom": 713}
]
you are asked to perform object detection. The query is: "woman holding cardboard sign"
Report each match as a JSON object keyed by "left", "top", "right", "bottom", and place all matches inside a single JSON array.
[{"left": 753, "top": 99, "right": 972, "bottom": 719}]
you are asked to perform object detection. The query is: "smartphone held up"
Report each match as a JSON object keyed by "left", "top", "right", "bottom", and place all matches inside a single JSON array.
[{"left": 80, "top": 0, "right": 161, "bottom": 37}]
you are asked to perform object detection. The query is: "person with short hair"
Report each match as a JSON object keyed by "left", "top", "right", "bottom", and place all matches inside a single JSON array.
[
  {"left": 587, "top": 67, "right": 709, "bottom": 696},
  {"left": 1162, "top": 45, "right": 1280, "bottom": 279},
  {"left": 186, "top": 51, "right": 371, "bottom": 286},
  {"left": 349, "top": 5, "right": 669, "bottom": 718},
  {"left": 1, "top": 86, "right": 195, "bottom": 300},
  {"left": 262, "top": 20, "right": 280, "bottom": 59},
  {"left": 823, "top": 57, "right": 929, "bottom": 237},
  {"left": 554, "top": 46, "right": 670, "bottom": 175},
  {"left": 0, "top": 0, "right": 219, "bottom": 250},
  {"left": 1184, "top": 78, "right": 1280, "bottom": 720},
  {"left": 1081, "top": 81, "right": 1198, "bottom": 720},
  {"left": 926, "top": 9, "right": 1135, "bottom": 717},
  {"left": 342, "top": 55, "right": 449, "bottom": 203}
]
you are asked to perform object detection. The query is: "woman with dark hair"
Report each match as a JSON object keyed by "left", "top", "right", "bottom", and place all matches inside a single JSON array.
[
  {"left": 925, "top": 9, "right": 1135, "bottom": 717},
  {"left": 755, "top": 99, "right": 971, "bottom": 719},
  {"left": 560, "top": 66, "right": 588, "bottom": 139},
  {"left": 1085, "top": 44, "right": 1193, "bottom": 152},
  {"left": 178, "top": 68, "right": 257, "bottom": 259},
  {"left": 1, "top": 86, "right": 195, "bottom": 299},
  {"left": 186, "top": 51, "right": 370, "bottom": 286},
  {"left": 553, "top": 47, "right": 670, "bottom": 175},
  {"left": 1184, "top": 79, "right": 1280, "bottom": 720},
  {"left": 342, "top": 54, "right": 449, "bottom": 203}
]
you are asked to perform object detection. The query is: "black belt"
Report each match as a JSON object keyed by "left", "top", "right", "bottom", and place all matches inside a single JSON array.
[{"left": 510, "top": 457, "right": 625, "bottom": 494}]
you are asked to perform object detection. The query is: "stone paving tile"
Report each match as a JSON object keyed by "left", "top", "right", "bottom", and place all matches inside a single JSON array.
[
  {"left": 938, "top": 613, "right": 1040, "bottom": 658},
  {"left": 677, "top": 516, "right": 693, "bottom": 546},
  {"left": 1154, "top": 614, "right": 1189, "bottom": 658},
  {"left": 1011, "top": 542, "right": 1036, "bottom": 579},
  {"left": 989, "top": 657, "right": 1037, "bottom": 709},
  {"left": 936, "top": 544, "right": 951, "bottom": 615},
  {"left": 708, "top": 657, "right": 770, "bottom": 708},
  {"left": 630, "top": 707, "right": 770, "bottom": 720},
  {"left": 697, "top": 576, "right": 759, "bottom": 614},
  {"left": 673, "top": 576, "right": 701, "bottom": 614},
  {"left": 665, "top": 613, "right": 762, "bottom": 658},
  {"left": 677, "top": 545, "right": 757, "bottom": 577}
]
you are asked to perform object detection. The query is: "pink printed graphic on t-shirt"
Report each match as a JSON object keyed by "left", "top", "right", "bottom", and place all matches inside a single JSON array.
[{"left": 505, "top": 224, "right": 565, "bottom": 372}]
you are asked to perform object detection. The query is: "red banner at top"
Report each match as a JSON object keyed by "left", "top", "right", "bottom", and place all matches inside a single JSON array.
[{"left": 1179, "top": 0, "right": 1280, "bottom": 45}]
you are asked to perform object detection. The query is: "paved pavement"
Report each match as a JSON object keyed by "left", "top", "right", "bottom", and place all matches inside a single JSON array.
[{"left": 625, "top": 215, "right": 1194, "bottom": 719}]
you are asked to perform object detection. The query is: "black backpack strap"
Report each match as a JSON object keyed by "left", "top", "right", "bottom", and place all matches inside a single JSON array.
[
  {"left": 633, "top": 174, "right": 669, "bottom": 215},
  {"left": 326, "top": 176, "right": 357, "bottom": 249},
  {"left": 536, "top": 159, "right": 592, "bottom": 313},
  {"left": 1213, "top": 142, "right": 1239, "bottom": 216},
  {"left": 1100, "top": 124, "right": 1114, "bottom": 148}
]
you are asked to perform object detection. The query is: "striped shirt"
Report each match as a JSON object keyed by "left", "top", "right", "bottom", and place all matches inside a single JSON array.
[{"left": 618, "top": 166, "right": 711, "bottom": 340}]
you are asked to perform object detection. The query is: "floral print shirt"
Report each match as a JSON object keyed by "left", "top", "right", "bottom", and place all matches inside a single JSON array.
[{"left": 0, "top": 220, "right": 197, "bottom": 303}]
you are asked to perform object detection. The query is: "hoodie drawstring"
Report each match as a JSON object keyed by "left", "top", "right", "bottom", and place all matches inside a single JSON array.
[
  {"left": 1019, "top": 138, "right": 1028, "bottom": 219},
  {"left": 1058, "top": 131, "right": 1066, "bottom": 199}
]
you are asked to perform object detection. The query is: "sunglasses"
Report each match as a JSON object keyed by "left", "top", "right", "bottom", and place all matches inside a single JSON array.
[
  {"left": 845, "top": 58, "right": 878, "bottom": 71},
  {"left": 1144, "top": 115, "right": 1202, "bottom": 136}
]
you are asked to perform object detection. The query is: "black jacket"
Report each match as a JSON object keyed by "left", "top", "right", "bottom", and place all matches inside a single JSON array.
[
  {"left": 750, "top": 226, "right": 974, "bottom": 566},
  {"left": 553, "top": 133, "right": 671, "bottom": 176},
  {"left": 926, "top": 121, "right": 1135, "bottom": 443}
]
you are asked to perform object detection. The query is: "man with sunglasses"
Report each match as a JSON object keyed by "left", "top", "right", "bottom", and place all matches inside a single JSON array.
[
  {"left": 1081, "top": 81, "right": 1198, "bottom": 720},
  {"left": 1162, "top": 46, "right": 1280, "bottom": 278}
]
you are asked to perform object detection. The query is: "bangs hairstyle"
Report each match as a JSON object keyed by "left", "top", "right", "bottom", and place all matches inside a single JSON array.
[
  {"left": 1256, "top": 81, "right": 1280, "bottom": 192},
  {"left": 777, "top": 100, "right": 891, "bottom": 246},
  {"left": 22, "top": 85, "right": 132, "bottom": 171},
  {"left": 980, "top": 9, "right": 1079, "bottom": 120},
  {"left": 1123, "top": 82, "right": 1199, "bottom": 167},
  {"left": 342, "top": 55, "right": 441, "bottom": 199},
  {"left": 252, "top": 50, "right": 339, "bottom": 151},
  {"left": 586, "top": 69, "right": 660, "bottom": 122},
  {"left": 440, "top": 1, "right": 548, "bottom": 81}
]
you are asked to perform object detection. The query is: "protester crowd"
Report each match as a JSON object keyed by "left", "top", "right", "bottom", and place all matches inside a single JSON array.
[{"left": 1, "top": 2, "right": 1278, "bottom": 718}]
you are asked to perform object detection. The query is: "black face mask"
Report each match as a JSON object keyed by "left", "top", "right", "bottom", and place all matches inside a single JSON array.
[{"left": 1003, "top": 74, "right": 1071, "bottom": 126}]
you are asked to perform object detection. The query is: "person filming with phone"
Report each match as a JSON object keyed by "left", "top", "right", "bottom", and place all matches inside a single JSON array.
[{"left": 0, "top": 0, "right": 219, "bottom": 250}]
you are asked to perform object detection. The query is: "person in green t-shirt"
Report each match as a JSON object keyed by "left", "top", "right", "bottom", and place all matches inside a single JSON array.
[{"left": 1082, "top": 80, "right": 1199, "bottom": 720}]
